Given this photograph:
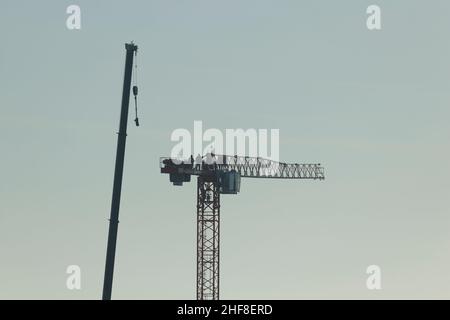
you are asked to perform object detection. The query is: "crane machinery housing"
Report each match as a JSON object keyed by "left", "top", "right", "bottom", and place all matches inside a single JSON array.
[{"left": 161, "top": 154, "right": 325, "bottom": 300}]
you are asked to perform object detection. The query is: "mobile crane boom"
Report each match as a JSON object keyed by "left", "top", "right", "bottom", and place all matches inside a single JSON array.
[{"left": 102, "top": 42, "right": 138, "bottom": 300}]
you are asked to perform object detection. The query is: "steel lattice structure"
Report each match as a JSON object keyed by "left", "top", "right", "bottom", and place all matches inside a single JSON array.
[
  {"left": 196, "top": 176, "right": 220, "bottom": 300},
  {"left": 160, "top": 154, "right": 324, "bottom": 180},
  {"left": 214, "top": 155, "right": 324, "bottom": 179},
  {"left": 161, "top": 154, "right": 324, "bottom": 300}
]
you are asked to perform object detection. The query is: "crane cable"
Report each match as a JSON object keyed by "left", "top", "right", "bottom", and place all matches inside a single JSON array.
[{"left": 132, "top": 50, "right": 139, "bottom": 127}]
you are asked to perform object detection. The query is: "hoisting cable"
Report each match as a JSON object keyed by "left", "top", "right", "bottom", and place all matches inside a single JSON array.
[{"left": 132, "top": 50, "right": 139, "bottom": 127}]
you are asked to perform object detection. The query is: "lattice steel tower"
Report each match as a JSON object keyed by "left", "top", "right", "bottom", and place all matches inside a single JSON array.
[
  {"left": 160, "top": 154, "right": 324, "bottom": 300},
  {"left": 197, "top": 176, "right": 220, "bottom": 300}
]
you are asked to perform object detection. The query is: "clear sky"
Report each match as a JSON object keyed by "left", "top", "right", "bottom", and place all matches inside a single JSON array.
[{"left": 1, "top": 0, "right": 449, "bottom": 299}]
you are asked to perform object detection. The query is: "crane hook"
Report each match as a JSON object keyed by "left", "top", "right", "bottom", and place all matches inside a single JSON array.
[
  {"left": 133, "top": 85, "right": 139, "bottom": 126},
  {"left": 132, "top": 49, "right": 140, "bottom": 127}
]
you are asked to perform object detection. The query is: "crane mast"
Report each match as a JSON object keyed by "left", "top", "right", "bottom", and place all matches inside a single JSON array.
[
  {"left": 161, "top": 154, "right": 324, "bottom": 299},
  {"left": 197, "top": 175, "right": 220, "bottom": 300}
]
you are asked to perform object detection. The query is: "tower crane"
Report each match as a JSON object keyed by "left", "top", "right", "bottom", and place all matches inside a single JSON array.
[{"left": 160, "top": 154, "right": 324, "bottom": 300}]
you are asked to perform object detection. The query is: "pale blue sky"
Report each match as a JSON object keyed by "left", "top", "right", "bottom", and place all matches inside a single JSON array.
[{"left": 0, "top": 0, "right": 450, "bottom": 299}]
